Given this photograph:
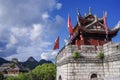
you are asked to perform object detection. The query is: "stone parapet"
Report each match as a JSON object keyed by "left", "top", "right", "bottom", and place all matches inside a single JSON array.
[
  {"left": 57, "top": 41, "right": 120, "bottom": 65},
  {"left": 57, "top": 44, "right": 100, "bottom": 63},
  {"left": 57, "top": 52, "right": 120, "bottom": 67},
  {"left": 57, "top": 57, "right": 103, "bottom": 66}
]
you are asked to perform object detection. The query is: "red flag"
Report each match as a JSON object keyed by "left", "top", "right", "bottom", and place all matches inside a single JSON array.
[
  {"left": 103, "top": 12, "right": 108, "bottom": 39},
  {"left": 53, "top": 36, "right": 59, "bottom": 50},
  {"left": 68, "top": 15, "right": 73, "bottom": 38}
]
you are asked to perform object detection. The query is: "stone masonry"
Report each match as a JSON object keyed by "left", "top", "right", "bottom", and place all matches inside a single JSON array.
[{"left": 56, "top": 41, "right": 120, "bottom": 80}]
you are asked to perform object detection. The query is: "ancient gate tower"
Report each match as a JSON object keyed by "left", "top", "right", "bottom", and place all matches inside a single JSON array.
[{"left": 56, "top": 8, "right": 120, "bottom": 80}]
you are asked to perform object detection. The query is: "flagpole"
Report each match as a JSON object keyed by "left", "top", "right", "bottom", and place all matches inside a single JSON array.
[{"left": 103, "top": 11, "right": 108, "bottom": 43}]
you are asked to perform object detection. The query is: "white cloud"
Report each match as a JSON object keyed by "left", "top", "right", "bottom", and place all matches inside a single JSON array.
[
  {"left": 5, "top": 42, "right": 53, "bottom": 62},
  {"left": 5, "top": 47, "right": 41, "bottom": 62},
  {"left": 30, "top": 24, "right": 43, "bottom": 41},
  {"left": 41, "top": 53, "right": 48, "bottom": 60},
  {"left": 6, "top": 35, "right": 18, "bottom": 49},
  {"left": 41, "top": 51, "right": 58, "bottom": 60},
  {"left": 56, "top": 3, "right": 62, "bottom": 10},
  {"left": 0, "top": 0, "right": 60, "bottom": 26},
  {"left": 42, "top": 12, "right": 49, "bottom": 20},
  {"left": 11, "top": 27, "right": 29, "bottom": 37},
  {"left": 0, "top": 0, "right": 65, "bottom": 62}
]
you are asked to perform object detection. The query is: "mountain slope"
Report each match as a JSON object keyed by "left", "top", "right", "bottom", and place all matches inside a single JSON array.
[
  {"left": 39, "top": 59, "right": 52, "bottom": 65},
  {"left": 22, "top": 57, "right": 38, "bottom": 70},
  {"left": 0, "top": 57, "right": 53, "bottom": 70},
  {"left": 0, "top": 57, "right": 9, "bottom": 65}
]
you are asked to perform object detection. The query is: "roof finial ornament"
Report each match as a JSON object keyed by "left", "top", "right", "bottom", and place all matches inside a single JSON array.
[
  {"left": 103, "top": 11, "right": 107, "bottom": 17},
  {"left": 114, "top": 21, "right": 120, "bottom": 30},
  {"left": 105, "top": 11, "right": 107, "bottom": 17},
  {"left": 77, "top": 16, "right": 81, "bottom": 26},
  {"left": 77, "top": 8, "right": 81, "bottom": 17},
  {"left": 118, "top": 21, "right": 120, "bottom": 29},
  {"left": 89, "top": 7, "right": 92, "bottom": 14},
  {"left": 76, "top": 8, "right": 81, "bottom": 26},
  {"left": 64, "top": 39, "right": 69, "bottom": 45},
  {"left": 94, "top": 14, "right": 98, "bottom": 21}
]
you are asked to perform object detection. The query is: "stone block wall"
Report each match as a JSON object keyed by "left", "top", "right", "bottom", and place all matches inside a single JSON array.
[
  {"left": 57, "top": 62, "right": 104, "bottom": 80},
  {"left": 57, "top": 64, "right": 68, "bottom": 80},
  {"left": 56, "top": 42, "right": 120, "bottom": 80},
  {"left": 67, "top": 63, "right": 104, "bottom": 80},
  {"left": 104, "top": 61, "right": 120, "bottom": 78},
  {"left": 103, "top": 42, "right": 120, "bottom": 79}
]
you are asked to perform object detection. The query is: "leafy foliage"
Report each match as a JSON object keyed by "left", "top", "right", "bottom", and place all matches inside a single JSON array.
[
  {"left": 32, "top": 63, "right": 56, "bottom": 80},
  {"left": 6, "top": 63, "right": 56, "bottom": 80},
  {"left": 73, "top": 51, "right": 79, "bottom": 59},
  {"left": 98, "top": 52, "right": 104, "bottom": 59},
  {"left": 6, "top": 76, "right": 18, "bottom": 80},
  {"left": 0, "top": 73, "right": 4, "bottom": 80},
  {"left": 6, "top": 73, "right": 32, "bottom": 80}
]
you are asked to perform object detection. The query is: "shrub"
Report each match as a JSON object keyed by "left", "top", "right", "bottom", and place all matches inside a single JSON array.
[
  {"left": 73, "top": 51, "right": 79, "bottom": 59},
  {"left": 0, "top": 73, "right": 4, "bottom": 80},
  {"left": 98, "top": 52, "right": 104, "bottom": 59}
]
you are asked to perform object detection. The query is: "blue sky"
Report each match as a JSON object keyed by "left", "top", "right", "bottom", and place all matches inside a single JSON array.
[{"left": 0, "top": 0, "right": 120, "bottom": 61}]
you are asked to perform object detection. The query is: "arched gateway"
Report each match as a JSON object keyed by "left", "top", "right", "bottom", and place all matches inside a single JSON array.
[
  {"left": 91, "top": 73, "right": 97, "bottom": 79},
  {"left": 59, "top": 75, "right": 62, "bottom": 80}
]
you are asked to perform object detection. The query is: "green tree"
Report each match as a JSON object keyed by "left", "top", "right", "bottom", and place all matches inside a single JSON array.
[
  {"left": 17, "top": 73, "right": 31, "bottom": 80},
  {"left": 0, "top": 73, "right": 4, "bottom": 80},
  {"left": 6, "top": 63, "right": 56, "bottom": 80},
  {"left": 32, "top": 63, "right": 56, "bottom": 80},
  {"left": 6, "top": 73, "right": 33, "bottom": 80},
  {"left": 6, "top": 76, "right": 18, "bottom": 80}
]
